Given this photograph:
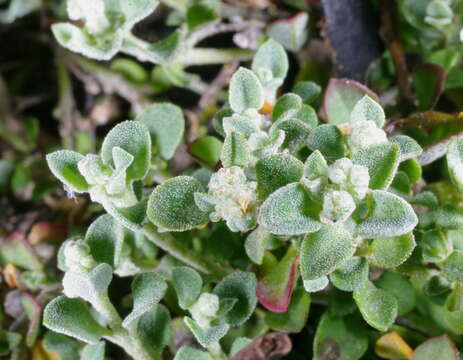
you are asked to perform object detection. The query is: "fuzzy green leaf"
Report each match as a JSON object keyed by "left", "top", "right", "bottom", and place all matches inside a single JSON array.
[
  {"left": 330, "top": 256, "right": 369, "bottom": 292},
  {"left": 376, "top": 272, "right": 416, "bottom": 316},
  {"left": 271, "top": 118, "right": 312, "bottom": 152},
  {"left": 85, "top": 214, "right": 124, "bottom": 268},
  {"left": 137, "top": 304, "right": 171, "bottom": 357},
  {"left": 81, "top": 342, "right": 105, "bottom": 360},
  {"left": 62, "top": 263, "right": 113, "bottom": 309},
  {"left": 353, "top": 281, "right": 398, "bottom": 332},
  {"left": 147, "top": 176, "right": 209, "bottom": 232},
  {"left": 256, "top": 154, "right": 303, "bottom": 200},
  {"left": 123, "top": 273, "right": 168, "bottom": 328},
  {"left": 172, "top": 267, "right": 203, "bottom": 310},
  {"left": 268, "top": 13, "right": 308, "bottom": 52},
  {"left": 307, "top": 124, "right": 344, "bottom": 161},
  {"left": 300, "top": 224, "right": 355, "bottom": 281},
  {"left": 303, "top": 277, "right": 329, "bottom": 293},
  {"left": 43, "top": 297, "right": 109, "bottom": 344},
  {"left": 258, "top": 183, "right": 321, "bottom": 236},
  {"left": 221, "top": 132, "right": 250, "bottom": 168},
  {"left": 251, "top": 39, "right": 288, "bottom": 81},
  {"left": 229, "top": 68, "right": 264, "bottom": 113},
  {"left": 356, "top": 190, "right": 418, "bottom": 238},
  {"left": 350, "top": 95, "right": 385, "bottom": 128},
  {"left": 447, "top": 137, "right": 463, "bottom": 191},
  {"left": 101, "top": 121, "right": 151, "bottom": 181},
  {"left": 271, "top": 94, "right": 303, "bottom": 123},
  {"left": 304, "top": 150, "right": 328, "bottom": 179},
  {"left": 213, "top": 272, "right": 257, "bottom": 326},
  {"left": 292, "top": 81, "right": 321, "bottom": 104},
  {"left": 442, "top": 251, "right": 463, "bottom": 283},
  {"left": 352, "top": 143, "right": 400, "bottom": 190},
  {"left": 184, "top": 317, "right": 229, "bottom": 347},
  {"left": 421, "top": 229, "right": 451, "bottom": 263},
  {"left": 372, "top": 233, "right": 416, "bottom": 268},
  {"left": 136, "top": 103, "right": 185, "bottom": 160},
  {"left": 52, "top": 23, "right": 123, "bottom": 61},
  {"left": 46, "top": 150, "right": 89, "bottom": 192},
  {"left": 391, "top": 135, "right": 423, "bottom": 161},
  {"left": 174, "top": 347, "right": 213, "bottom": 360},
  {"left": 245, "top": 227, "right": 271, "bottom": 265}
]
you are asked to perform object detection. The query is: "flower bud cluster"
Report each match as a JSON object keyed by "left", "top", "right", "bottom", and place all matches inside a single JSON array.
[{"left": 206, "top": 166, "right": 258, "bottom": 232}]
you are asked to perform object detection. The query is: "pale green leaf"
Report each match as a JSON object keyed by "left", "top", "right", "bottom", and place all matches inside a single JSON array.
[
  {"left": 147, "top": 176, "right": 209, "bottom": 232},
  {"left": 258, "top": 183, "right": 321, "bottom": 236},
  {"left": 300, "top": 224, "right": 355, "bottom": 281}
]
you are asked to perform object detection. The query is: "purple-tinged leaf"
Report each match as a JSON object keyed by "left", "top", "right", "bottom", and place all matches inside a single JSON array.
[
  {"left": 256, "top": 247, "right": 298, "bottom": 313},
  {"left": 322, "top": 78, "right": 379, "bottom": 125}
]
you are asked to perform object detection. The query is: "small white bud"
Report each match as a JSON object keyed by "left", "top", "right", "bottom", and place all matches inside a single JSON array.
[
  {"left": 321, "top": 190, "right": 356, "bottom": 222},
  {"left": 208, "top": 167, "right": 257, "bottom": 232},
  {"left": 348, "top": 120, "right": 388, "bottom": 153},
  {"left": 64, "top": 240, "right": 95, "bottom": 271},
  {"left": 190, "top": 293, "right": 220, "bottom": 327}
]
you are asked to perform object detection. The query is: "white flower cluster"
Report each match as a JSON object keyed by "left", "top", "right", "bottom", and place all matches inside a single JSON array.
[
  {"left": 328, "top": 158, "right": 370, "bottom": 201},
  {"left": 207, "top": 166, "right": 258, "bottom": 232},
  {"left": 189, "top": 293, "right": 220, "bottom": 328},
  {"left": 305, "top": 157, "right": 370, "bottom": 224},
  {"left": 347, "top": 120, "right": 388, "bottom": 153},
  {"left": 68, "top": 0, "right": 109, "bottom": 34},
  {"left": 321, "top": 190, "right": 356, "bottom": 223}
]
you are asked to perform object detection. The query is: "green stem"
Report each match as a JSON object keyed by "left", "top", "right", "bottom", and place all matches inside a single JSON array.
[
  {"left": 141, "top": 223, "right": 231, "bottom": 279},
  {"left": 182, "top": 48, "right": 255, "bottom": 66},
  {"left": 94, "top": 293, "right": 123, "bottom": 329},
  {"left": 106, "top": 328, "right": 153, "bottom": 360},
  {"left": 207, "top": 342, "right": 227, "bottom": 360},
  {"left": 121, "top": 32, "right": 255, "bottom": 66}
]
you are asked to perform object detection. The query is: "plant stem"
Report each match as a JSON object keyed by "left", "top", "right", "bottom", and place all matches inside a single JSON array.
[
  {"left": 207, "top": 342, "right": 227, "bottom": 360},
  {"left": 106, "top": 328, "right": 153, "bottom": 360},
  {"left": 121, "top": 32, "right": 255, "bottom": 66},
  {"left": 141, "top": 223, "right": 232, "bottom": 279},
  {"left": 94, "top": 293, "right": 123, "bottom": 329},
  {"left": 182, "top": 48, "right": 255, "bottom": 66}
]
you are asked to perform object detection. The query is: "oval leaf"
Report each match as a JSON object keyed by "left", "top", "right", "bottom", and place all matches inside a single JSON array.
[
  {"left": 43, "top": 296, "right": 109, "bottom": 344},
  {"left": 229, "top": 68, "right": 264, "bottom": 113},
  {"left": 137, "top": 103, "right": 185, "bottom": 160},
  {"left": 101, "top": 121, "right": 151, "bottom": 181},
  {"left": 147, "top": 176, "right": 209, "bottom": 232},
  {"left": 356, "top": 190, "right": 418, "bottom": 238},
  {"left": 46, "top": 150, "right": 89, "bottom": 192},
  {"left": 300, "top": 224, "right": 355, "bottom": 281},
  {"left": 330, "top": 256, "right": 369, "bottom": 292},
  {"left": 213, "top": 272, "right": 257, "bottom": 326},
  {"left": 352, "top": 143, "right": 400, "bottom": 190},
  {"left": 258, "top": 183, "right": 321, "bottom": 236},
  {"left": 172, "top": 267, "right": 203, "bottom": 310},
  {"left": 353, "top": 281, "right": 398, "bottom": 332},
  {"left": 256, "top": 154, "right": 303, "bottom": 200}
]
